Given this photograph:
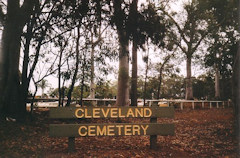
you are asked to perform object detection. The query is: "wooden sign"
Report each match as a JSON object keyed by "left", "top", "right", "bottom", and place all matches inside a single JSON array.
[
  {"left": 49, "top": 106, "right": 174, "bottom": 119},
  {"left": 49, "top": 123, "right": 174, "bottom": 137}
]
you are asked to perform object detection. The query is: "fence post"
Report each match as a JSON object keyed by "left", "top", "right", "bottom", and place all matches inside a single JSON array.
[
  {"left": 149, "top": 101, "right": 152, "bottom": 107},
  {"left": 202, "top": 102, "right": 204, "bottom": 108},
  {"left": 217, "top": 102, "right": 219, "bottom": 108},
  {"left": 210, "top": 102, "right": 212, "bottom": 109},
  {"left": 180, "top": 102, "right": 183, "bottom": 110},
  {"left": 192, "top": 102, "right": 195, "bottom": 110}
]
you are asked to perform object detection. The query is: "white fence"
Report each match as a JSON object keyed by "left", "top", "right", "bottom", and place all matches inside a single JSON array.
[{"left": 27, "top": 98, "right": 232, "bottom": 110}]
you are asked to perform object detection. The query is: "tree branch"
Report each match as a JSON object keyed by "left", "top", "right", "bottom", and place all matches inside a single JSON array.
[
  {"left": 192, "top": 32, "right": 208, "bottom": 54},
  {"left": 0, "top": 4, "right": 5, "bottom": 24},
  {"left": 20, "top": 0, "right": 37, "bottom": 26},
  {"left": 162, "top": 9, "right": 189, "bottom": 44}
]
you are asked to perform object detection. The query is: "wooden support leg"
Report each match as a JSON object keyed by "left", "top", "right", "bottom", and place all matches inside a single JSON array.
[
  {"left": 150, "top": 135, "right": 157, "bottom": 149},
  {"left": 150, "top": 117, "right": 157, "bottom": 149},
  {"left": 68, "top": 137, "right": 75, "bottom": 152}
]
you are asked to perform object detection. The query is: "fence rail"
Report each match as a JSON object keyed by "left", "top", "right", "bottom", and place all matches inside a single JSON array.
[{"left": 27, "top": 98, "right": 232, "bottom": 110}]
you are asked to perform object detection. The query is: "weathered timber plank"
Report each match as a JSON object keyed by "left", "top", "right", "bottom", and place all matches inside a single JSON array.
[
  {"left": 49, "top": 123, "right": 175, "bottom": 137},
  {"left": 49, "top": 107, "right": 174, "bottom": 119}
]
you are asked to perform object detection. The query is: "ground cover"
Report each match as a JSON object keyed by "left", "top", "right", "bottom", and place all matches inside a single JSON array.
[{"left": 0, "top": 108, "right": 236, "bottom": 157}]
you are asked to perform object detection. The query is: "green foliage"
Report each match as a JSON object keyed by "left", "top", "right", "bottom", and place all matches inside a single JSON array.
[
  {"left": 199, "top": 0, "right": 238, "bottom": 100},
  {"left": 110, "top": 1, "right": 167, "bottom": 48},
  {"left": 137, "top": 74, "right": 184, "bottom": 99},
  {"left": 136, "top": 3, "right": 167, "bottom": 47},
  {"left": 193, "top": 74, "right": 215, "bottom": 100},
  {"left": 95, "top": 81, "right": 117, "bottom": 99},
  {"left": 49, "top": 85, "right": 90, "bottom": 99}
]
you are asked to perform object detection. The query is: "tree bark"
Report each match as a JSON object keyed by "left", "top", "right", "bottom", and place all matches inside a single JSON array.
[
  {"left": 0, "top": 3, "right": 24, "bottom": 118},
  {"left": 79, "top": 51, "right": 86, "bottom": 106},
  {"left": 58, "top": 49, "right": 62, "bottom": 107},
  {"left": 143, "top": 61, "right": 149, "bottom": 106},
  {"left": 131, "top": 39, "right": 138, "bottom": 106},
  {"left": 113, "top": 0, "right": 130, "bottom": 107},
  {"left": 130, "top": 0, "right": 138, "bottom": 107},
  {"left": 185, "top": 56, "right": 193, "bottom": 100},
  {"left": 116, "top": 38, "right": 130, "bottom": 106},
  {"left": 90, "top": 31, "right": 96, "bottom": 106},
  {"left": 0, "top": 0, "right": 35, "bottom": 120},
  {"left": 66, "top": 26, "right": 80, "bottom": 107},
  {"left": 214, "top": 63, "right": 221, "bottom": 99},
  {"left": 157, "top": 67, "right": 163, "bottom": 99}
]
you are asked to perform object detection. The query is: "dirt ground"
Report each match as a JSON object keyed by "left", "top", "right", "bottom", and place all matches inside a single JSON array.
[{"left": 0, "top": 107, "right": 237, "bottom": 158}]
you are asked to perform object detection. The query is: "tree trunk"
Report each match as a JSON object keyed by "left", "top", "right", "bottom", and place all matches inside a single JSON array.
[
  {"left": 79, "top": 52, "right": 86, "bottom": 106},
  {"left": 157, "top": 67, "right": 163, "bottom": 99},
  {"left": 19, "top": 21, "right": 33, "bottom": 118},
  {"left": 143, "top": 55, "right": 149, "bottom": 107},
  {"left": 130, "top": 0, "right": 138, "bottom": 107},
  {"left": 185, "top": 56, "right": 193, "bottom": 100},
  {"left": 0, "top": 10, "right": 23, "bottom": 118},
  {"left": 116, "top": 38, "right": 130, "bottom": 107},
  {"left": 58, "top": 47, "right": 63, "bottom": 107},
  {"left": 214, "top": 63, "right": 221, "bottom": 99},
  {"left": 113, "top": 0, "right": 130, "bottom": 107},
  {"left": 66, "top": 26, "right": 80, "bottom": 107},
  {"left": 0, "top": 0, "right": 35, "bottom": 120},
  {"left": 90, "top": 31, "right": 96, "bottom": 106},
  {"left": 131, "top": 39, "right": 138, "bottom": 106}
]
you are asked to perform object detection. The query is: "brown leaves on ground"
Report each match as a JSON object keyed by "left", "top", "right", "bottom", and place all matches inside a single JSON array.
[{"left": 0, "top": 108, "right": 237, "bottom": 157}]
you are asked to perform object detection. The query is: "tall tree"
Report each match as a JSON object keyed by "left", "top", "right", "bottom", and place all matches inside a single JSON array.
[
  {"left": 130, "top": 0, "right": 138, "bottom": 107},
  {"left": 112, "top": 0, "right": 166, "bottom": 106},
  {"left": 66, "top": 26, "right": 81, "bottom": 107},
  {"left": 0, "top": 0, "right": 37, "bottom": 119},
  {"left": 112, "top": 0, "right": 131, "bottom": 106},
  {"left": 161, "top": 0, "right": 208, "bottom": 100}
]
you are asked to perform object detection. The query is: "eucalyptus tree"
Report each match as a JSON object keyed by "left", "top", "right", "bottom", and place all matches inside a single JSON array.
[
  {"left": 83, "top": 1, "right": 117, "bottom": 103},
  {"left": 161, "top": 0, "right": 209, "bottom": 100},
  {"left": 111, "top": 0, "right": 131, "bottom": 106},
  {"left": 66, "top": 26, "right": 81, "bottom": 107},
  {"left": 111, "top": 0, "right": 166, "bottom": 106},
  {"left": 0, "top": 0, "right": 40, "bottom": 119}
]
